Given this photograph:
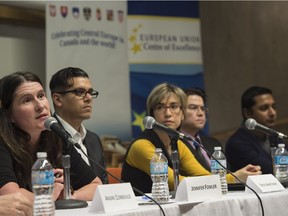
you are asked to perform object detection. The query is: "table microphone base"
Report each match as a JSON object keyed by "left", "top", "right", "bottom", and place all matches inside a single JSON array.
[{"left": 55, "top": 199, "right": 88, "bottom": 209}]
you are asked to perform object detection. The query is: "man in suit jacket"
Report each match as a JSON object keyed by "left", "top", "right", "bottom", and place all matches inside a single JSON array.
[
  {"left": 225, "top": 86, "right": 287, "bottom": 174},
  {"left": 49, "top": 67, "right": 108, "bottom": 184},
  {"left": 181, "top": 87, "right": 222, "bottom": 172}
]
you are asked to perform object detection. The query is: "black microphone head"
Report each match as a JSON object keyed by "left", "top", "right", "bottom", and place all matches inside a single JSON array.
[
  {"left": 44, "top": 117, "right": 58, "bottom": 131},
  {"left": 143, "top": 116, "right": 155, "bottom": 129},
  {"left": 245, "top": 118, "right": 257, "bottom": 130}
]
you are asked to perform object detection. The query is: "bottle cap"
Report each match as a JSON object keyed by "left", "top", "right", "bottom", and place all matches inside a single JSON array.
[
  {"left": 155, "top": 148, "right": 162, "bottom": 153},
  {"left": 214, "top": 146, "right": 221, "bottom": 151},
  {"left": 37, "top": 152, "right": 47, "bottom": 158},
  {"left": 278, "top": 143, "right": 285, "bottom": 148}
]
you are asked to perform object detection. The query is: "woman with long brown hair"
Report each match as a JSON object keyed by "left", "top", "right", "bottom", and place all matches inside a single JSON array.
[{"left": 0, "top": 71, "right": 102, "bottom": 202}]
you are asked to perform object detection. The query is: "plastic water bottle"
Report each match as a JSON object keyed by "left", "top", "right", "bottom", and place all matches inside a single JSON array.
[
  {"left": 32, "top": 152, "right": 55, "bottom": 216},
  {"left": 211, "top": 146, "right": 228, "bottom": 194},
  {"left": 150, "top": 148, "right": 169, "bottom": 203},
  {"left": 274, "top": 143, "right": 288, "bottom": 187}
]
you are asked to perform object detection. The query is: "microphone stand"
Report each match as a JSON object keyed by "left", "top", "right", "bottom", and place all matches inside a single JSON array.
[
  {"left": 170, "top": 137, "right": 179, "bottom": 192},
  {"left": 47, "top": 120, "right": 167, "bottom": 216},
  {"left": 55, "top": 155, "right": 88, "bottom": 209},
  {"left": 63, "top": 155, "right": 71, "bottom": 199}
]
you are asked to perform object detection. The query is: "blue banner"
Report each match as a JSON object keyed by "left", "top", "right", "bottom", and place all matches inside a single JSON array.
[{"left": 128, "top": 1, "right": 204, "bottom": 138}]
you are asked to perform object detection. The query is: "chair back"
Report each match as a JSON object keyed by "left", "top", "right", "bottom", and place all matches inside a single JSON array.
[{"left": 106, "top": 167, "right": 122, "bottom": 184}]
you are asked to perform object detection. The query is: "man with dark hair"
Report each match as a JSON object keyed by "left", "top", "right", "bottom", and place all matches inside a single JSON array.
[
  {"left": 225, "top": 86, "right": 286, "bottom": 174},
  {"left": 181, "top": 87, "right": 222, "bottom": 171},
  {"left": 49, "top": 67, "right": 108, "bottom": 184}
]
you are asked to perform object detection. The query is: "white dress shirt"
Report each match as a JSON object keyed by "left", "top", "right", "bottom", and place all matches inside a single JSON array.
[{"left": 55, "top": 114, "right": 90, "bottom": 166}]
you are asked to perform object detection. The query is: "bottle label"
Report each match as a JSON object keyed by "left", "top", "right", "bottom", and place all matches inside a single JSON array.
[
  {"left": 32, "top": 170, "right": 54, "bottom": 185},
  {"left": 274, "top": 156, "right": 288, "bottom": 165},
  {"left": 150, "top": 162, "right": 168, "bottom": 174},
  {"left": 211, "top": 159, "right": 226, "bottom": 170}
]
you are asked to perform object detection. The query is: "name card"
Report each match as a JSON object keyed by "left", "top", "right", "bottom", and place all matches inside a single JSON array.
[
  {"left": 175, "top": 175, "right": 222, "bottom": 202},
  {"left": 89, "top": 183, "right": 138, "bottom": 213},
  {"left": 245, "top": 174, "right": 285, "bottom": 194}
]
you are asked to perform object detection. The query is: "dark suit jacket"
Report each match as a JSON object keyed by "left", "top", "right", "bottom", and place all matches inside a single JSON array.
[
  {"left": 84, "top": 130, "right": 108, "bottom": 184},
  {"left": 183, "top": 133, "right": 222, "bottom": 172},
  {"left": 225, "top": 127, "right": 281, "bottom": 174}
]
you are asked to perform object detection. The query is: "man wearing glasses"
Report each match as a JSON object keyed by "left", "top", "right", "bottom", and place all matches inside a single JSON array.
[
  {"left": 181, "top": 87, "right": 222, "bottom": 171},
  {"left": 49, "top": 67, "right": 108, "bottom": 184}
]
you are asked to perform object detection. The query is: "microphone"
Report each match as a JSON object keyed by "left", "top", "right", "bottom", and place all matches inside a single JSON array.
[
  {"left": 46, "top": 116, "right": 166, "bottom": 215},
  {"left": 44, "top": 117, "right": 80, "bottom": 148},
  {"left": 145, "top": 117, "right": 264, "bottom": 212},
  {"left": 67, "top": 138, "right": 167, "bottom": 216},
  {"left": 143, "top": 116, "right": 192, "bottom": 141},
  {"left": 245, "top": 118, "right": 288, "bottom": 139},
  {"left": 44, "top": 117, "right": 88, "bottom": 209}
]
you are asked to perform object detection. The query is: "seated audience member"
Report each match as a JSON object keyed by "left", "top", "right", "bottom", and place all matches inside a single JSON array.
[
  {"left": 49, "top": 67, "right": 108, "bottom": 184},
  {"left": 121, "top": 82, "right": 261, "bottom": 193},
  {"left": 181, "top": 87, "right": 222, "bottom": 171},
  {"left": 0, "top": 192, "right": 32, "bottom": 216},
  {"left": 225, "top": 86, "right": 287, "bottom": 174},
  {"left": 0, "top": 71, "right": 102, "bottom": 202}
]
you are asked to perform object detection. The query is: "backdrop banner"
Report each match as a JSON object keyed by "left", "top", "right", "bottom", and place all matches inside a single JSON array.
[
  {"left": 46, "top": 1, "right": 131, "bottom": 140},
  {"left": 128, "top": 1, "right": 204, "bottom": 138}
]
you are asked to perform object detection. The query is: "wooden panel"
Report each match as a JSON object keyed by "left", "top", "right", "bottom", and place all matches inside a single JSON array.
[
  {"left": 0, "top": 4, "right": 44, "bottom": 28},
  {"left": 200, "top": 2, "right": 288, "bottom": 135}
]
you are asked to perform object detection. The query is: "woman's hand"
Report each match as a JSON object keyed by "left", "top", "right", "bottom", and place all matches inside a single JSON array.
[
  {"left": 0, "top": 192, "right": 33, "bottom": 216},
  {"left": 52, "top": 168, "right": 64, "bottom": 200},
  {"left": 233, "top": 164, "right": 262, "bottom": 183},
  {"left": 53, "top": 168, "right": 64, "bottom": 184}
]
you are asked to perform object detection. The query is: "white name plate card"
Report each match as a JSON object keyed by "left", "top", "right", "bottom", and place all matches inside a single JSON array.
[
  {"left": 89, "top": 183, "right": 138, "bottom": 213},
  {"left": 245, "top": 174, "right": 285, "bottom": 194},
  {"left": 175, "top": 175, "right": 222, "bottom": 202}
]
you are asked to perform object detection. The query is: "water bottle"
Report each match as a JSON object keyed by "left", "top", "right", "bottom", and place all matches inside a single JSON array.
[
  {"left": 150, "top": 148, "right": 169, "bottom": 203},
  {"left": 211, "top": 146, "right": 228, "bottom": 194},
  {"left": 32, "top": 152, "right": 55, "bottom": 216},
  {"left": 274, "top": 143, "right": 288, "bottom": 187}
]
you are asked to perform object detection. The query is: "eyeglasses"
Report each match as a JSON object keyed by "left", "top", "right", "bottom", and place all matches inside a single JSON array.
[
  {"left": 187, "top": 104, "right": 208, "bottom": 112},
  {"left": 154, "top": 103, "right": 182, "bottom": 114},
  {"left": 56, "top": 88, "right": 99, "bottom": 99}
]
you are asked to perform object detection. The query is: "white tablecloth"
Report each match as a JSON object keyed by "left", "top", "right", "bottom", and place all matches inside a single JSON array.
[{"left": 56, "top": 189, "right": 288, "bottom": 216}]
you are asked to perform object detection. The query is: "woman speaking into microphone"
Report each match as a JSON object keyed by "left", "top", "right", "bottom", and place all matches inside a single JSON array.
[{"left": 122, "top": 82, "right": 261, "bottom": 194}]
